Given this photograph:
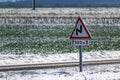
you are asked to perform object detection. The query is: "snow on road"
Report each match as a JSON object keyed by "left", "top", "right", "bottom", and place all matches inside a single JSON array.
[
  {"left": 0, "top": 51, "right": 119, "bottom": 66},
  {"left": 0, "top": 65, "right": 120, "bottom": 80},
  {"left": 2, "top": 72, "right": 120, "bottom": 80},
  {"left": 0, "top": 51, "right": 120, "bottom": 80}
]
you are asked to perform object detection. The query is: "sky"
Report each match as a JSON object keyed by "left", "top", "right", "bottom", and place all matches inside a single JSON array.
[
  {"left": 0, "top": 0, "right": 20, "bottom": 2},
  {"left": 0, "top": 0, "right": 120, "bottom": 7}
]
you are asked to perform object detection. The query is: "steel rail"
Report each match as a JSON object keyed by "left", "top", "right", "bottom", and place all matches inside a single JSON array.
[{"left": 0, "top": 59, "right": 120, "bottom": 72}]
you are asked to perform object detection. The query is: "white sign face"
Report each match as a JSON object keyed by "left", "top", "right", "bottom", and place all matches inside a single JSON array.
[
  {"left": 70, "top": 17, "right": 91, "bottom": 40},
  {"left": 72, "top": 40, "right": 89, "bottom": 45}
]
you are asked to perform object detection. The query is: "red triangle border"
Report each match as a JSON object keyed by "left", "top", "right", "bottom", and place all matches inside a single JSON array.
[{"left": 70, "top": 16, "right": 92, "bottom": 40}]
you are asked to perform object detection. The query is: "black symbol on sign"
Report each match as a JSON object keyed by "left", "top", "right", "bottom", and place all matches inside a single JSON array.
[{"left": 76, "top": 25, "right": 82, "bottom": 36}]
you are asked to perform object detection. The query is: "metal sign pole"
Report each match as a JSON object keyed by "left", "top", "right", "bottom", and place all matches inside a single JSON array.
[
  {"left": 32, "top": 0, "right": 35, "bottom": 10},
  {"left": 79, "top": 45, "right": 82, "bottom": 72}
]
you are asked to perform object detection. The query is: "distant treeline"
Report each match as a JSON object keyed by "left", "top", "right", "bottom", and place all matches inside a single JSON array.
[{"left": 0, "top": 0, "right": 120, "bottom": 8}]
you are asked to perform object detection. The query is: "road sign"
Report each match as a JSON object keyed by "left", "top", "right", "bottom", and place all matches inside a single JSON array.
[
  {"left": 70, "top": 16, "right": 91, "bottom": 40},
  {"left": 70, "top": 16, "right": 92, "bottom": 72}
]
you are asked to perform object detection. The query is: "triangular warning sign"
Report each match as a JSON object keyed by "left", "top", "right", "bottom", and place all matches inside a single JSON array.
[{"left": 70, "top": 17, "right": 91, "bottom": 39}]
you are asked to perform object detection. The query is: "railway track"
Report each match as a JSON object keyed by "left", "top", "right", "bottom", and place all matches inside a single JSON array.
[{"left": 0, "top": 59, "right": 120, "bottom": 72}]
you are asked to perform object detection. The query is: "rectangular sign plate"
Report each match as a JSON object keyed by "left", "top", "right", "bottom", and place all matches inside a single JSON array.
[{"left": 72, "top": 40, "right": 89, "bottom": 45}]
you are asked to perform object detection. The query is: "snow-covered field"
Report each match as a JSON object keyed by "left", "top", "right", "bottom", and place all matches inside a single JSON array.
[
  {"left": 0, "top": 8, "right": 120, "bottom": 25},
  {"left": 0, "top": 51, "right": 120, "bottom": 80},
  {"left": 0, "top": 8, "right": 120, "bottom": 79},
  {"left": 0, "top": 8, "right": 120, "bottom": 17}
]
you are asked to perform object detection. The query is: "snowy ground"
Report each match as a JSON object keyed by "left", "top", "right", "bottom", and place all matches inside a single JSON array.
[
  {"left": 0, "top": 51, "right": 120, "bottom": 80},
  {"left": 0, "top": 29, "right": 119, "bottom": 79},
  {"left": 0, "top": 66, "right": 120, "bottom": 80},
  {"left": 0, "top": 8, "right": 120, "bottom": 26},
  {"left": 0, "top": 51, "right": 119, "bottom": 66}
]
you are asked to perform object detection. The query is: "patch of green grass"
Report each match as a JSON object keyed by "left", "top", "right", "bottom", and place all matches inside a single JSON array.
[{"left": 0, "top": 25, "right": 120, "bottom": 54}]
